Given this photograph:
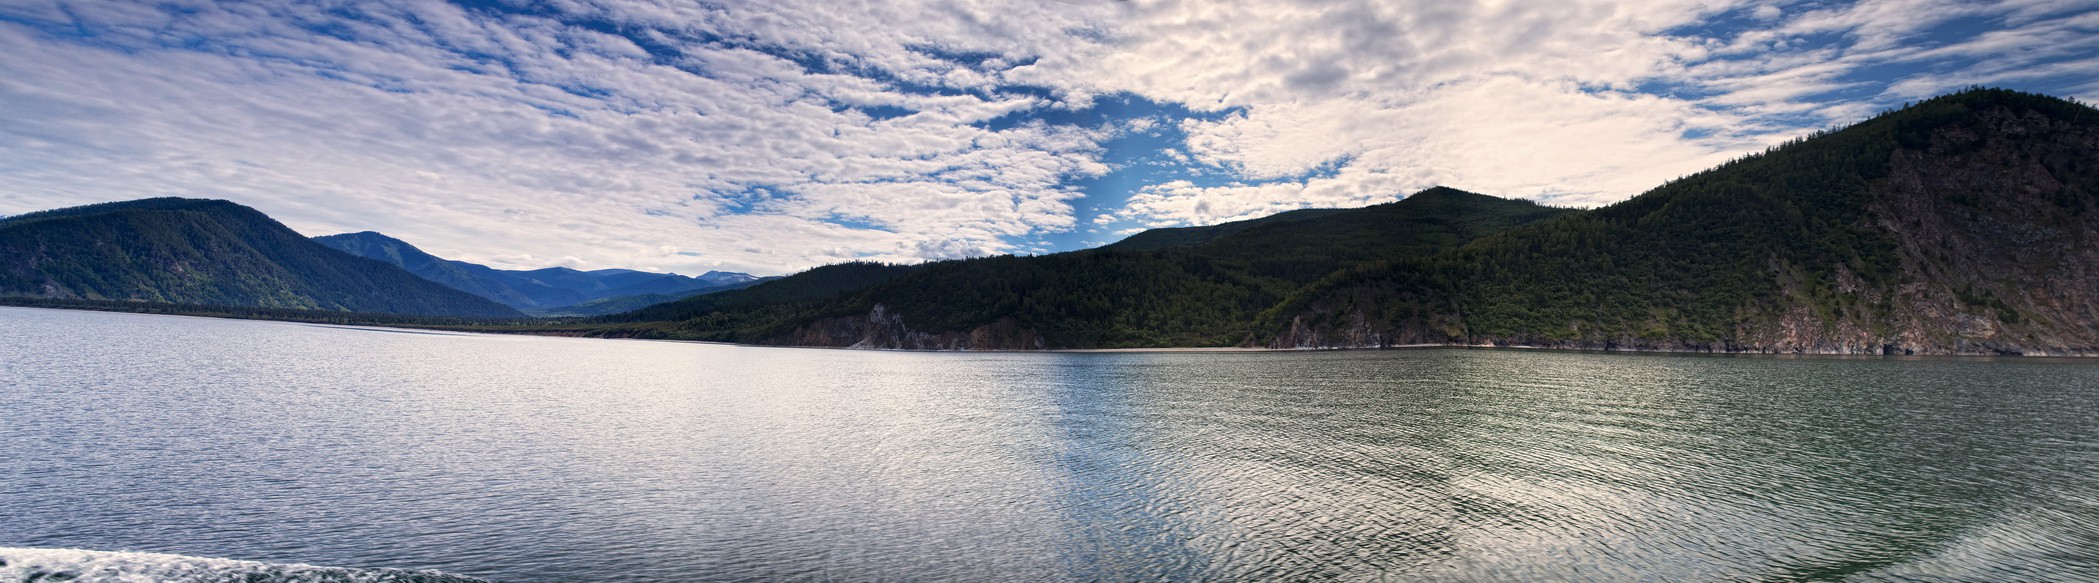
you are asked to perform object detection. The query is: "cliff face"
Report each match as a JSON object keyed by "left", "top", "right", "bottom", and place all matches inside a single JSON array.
[
  {"left": 1786, "top": 104, "right": 2099, "bottom": 354},
  {"left": 775, "top": 304, "right": 1046, "bottom": 350},
  {"left": 1266, "top": 89, "right": 2099, "bottom": 356},
  {"left": 1673, "top": 102, "right": 2099, "bottom": 355},
  {"left": 1269, "top": 282, "right": 1466, "bottom": 349}
]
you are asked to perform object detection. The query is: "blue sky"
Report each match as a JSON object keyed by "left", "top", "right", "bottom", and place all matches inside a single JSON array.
[{"left": 1, "top": 0, "right": 2095, "bottom": 275}]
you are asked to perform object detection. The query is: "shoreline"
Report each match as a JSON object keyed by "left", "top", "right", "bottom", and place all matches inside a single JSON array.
[{"left": 5, "top": 304, "right": 2091, "bottom": 360}]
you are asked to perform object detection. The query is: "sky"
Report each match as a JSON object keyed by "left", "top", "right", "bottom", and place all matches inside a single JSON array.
[{"left": 1, "top": 1, "right": 2096, "bottom": 276}]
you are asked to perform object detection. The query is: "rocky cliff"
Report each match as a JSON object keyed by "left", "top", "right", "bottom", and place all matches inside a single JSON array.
[
  {"left": 776, "top": 304, "right": 1046, "bottom": 350},
  {"left": 1264, "top": 89, "right": 2099, "bottom": 356}
]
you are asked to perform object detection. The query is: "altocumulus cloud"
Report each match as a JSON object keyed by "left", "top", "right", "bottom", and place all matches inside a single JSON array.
[{"left": 0, "top": 0, "right": 2094, "bottom": 274}]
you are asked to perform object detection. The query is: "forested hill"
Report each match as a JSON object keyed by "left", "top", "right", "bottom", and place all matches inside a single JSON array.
[
  {"left": 598, "top": 187, "right": 1572, "bottom": 348},
  {"left": 20, "top": 89, "right": 2090, "bottom": 354},
  {"left": 0, "top": 198, "right": 524, "bottom": 318},
  {"left": 1267, "top": 87, "right": 2099, "bottom": 355}
]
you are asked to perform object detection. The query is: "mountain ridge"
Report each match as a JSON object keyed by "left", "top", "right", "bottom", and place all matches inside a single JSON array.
[
  {"left": 583, "top": 88, "right": 2099, "bottom": 355},
  {"left": 13, "top": 88, "right": 2098, "bottom": 356},
  {"left": 0, "top": 198, "right": 523, "bottom": 318},
  {"left": 312, "top": 231, "right": 762, "bottom": 314},
  {"left": 1263, "top": 87, "right": 2099, "bottom": 355},
  {"left": 598, "top": 186, "right": 1574, "bottom": 348}
]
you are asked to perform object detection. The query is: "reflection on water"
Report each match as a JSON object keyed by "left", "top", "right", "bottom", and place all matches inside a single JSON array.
[{"left": 2, "top": 307, "right": 2096, "bottom": 581}]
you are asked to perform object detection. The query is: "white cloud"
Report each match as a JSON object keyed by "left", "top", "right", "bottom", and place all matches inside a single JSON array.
[
  {"left": 0, "top": 0, "right": 2092, "bottom": 270},
  {"left": 1081, "top": 0, "right": 2097, "bottom": 225},
  {"left": 0, "top": 0, "right": 1112, "bottom": 275}
]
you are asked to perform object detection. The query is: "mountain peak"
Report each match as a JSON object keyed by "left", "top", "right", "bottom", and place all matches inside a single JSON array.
[
  {"left": 698, "top": 270, "right": 759, "bottom": 281},
  {"left": 0, "top": 197, "right": 249, "bottom": 227},
  {"left": 0, "top": 199, "right": 521, "bottom": 317},
  {"left": 312, "top": 231, "right": 442, "bottom": 266},
  {"left": 1923, "top": 85, "right": 2095, "bottom": 112},
  {"left": 326, "top": 230, "right": 400, "bottom": 241},
  {"left": 1269, "top": 87, "right": 2099, "bottom": 355},
  {"left": 1408, "top": 185, "right": 1475, "bottom": 198},
  {"left": 1398, "top": 186, "right": 1481, "bottom": 204}
]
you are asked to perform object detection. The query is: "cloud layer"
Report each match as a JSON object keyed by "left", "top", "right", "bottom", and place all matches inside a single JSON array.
[{"left": 1, "top": 0, "right": 2093, "bottom": 274}]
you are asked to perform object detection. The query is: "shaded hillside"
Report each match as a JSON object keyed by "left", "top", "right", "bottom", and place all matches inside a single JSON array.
[
  {"left": 313, "top": 231, "right": 576, "bottom": 307},
  {"left": 314, "top": 231, "right": 761, "bottom": 311},
  {"left": 604, "top": 189, "right": 1572, "bottom": 348},
  {"left": 1127, "top": 187, "right": 1576, "bottom": 283},
  {"left": 521, "top": 276, "right": 773, "bottom": 317},
  {"left": 596, "top": 261, "right": 930, "bottom": 339},
  {"left": 1267, "top": 88, "right": 2099, "bottom": 355},
  {"left": 0, "top": 198, "right": 522, "bottom": 318}
]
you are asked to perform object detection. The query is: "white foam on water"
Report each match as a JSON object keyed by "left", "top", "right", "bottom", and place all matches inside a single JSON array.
[{"left": 0, "top": 548, "right": 489, "bottom": 583}]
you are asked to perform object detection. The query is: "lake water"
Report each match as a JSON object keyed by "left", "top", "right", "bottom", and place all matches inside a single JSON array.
[{"left": 2, "top": 306, "right": 2096, "bottom": 582}]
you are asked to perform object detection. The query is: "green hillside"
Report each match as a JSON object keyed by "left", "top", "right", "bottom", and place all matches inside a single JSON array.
[
  {"left": 601, "top": 188, "right": 1573, "bottom": 347},
  {"left": 22, "top": 89, "right": 2094, "bottom": 355},
  {"left": 0, "top": 198, "right": 524, "bottom": 318},
  {"left": 1266, "top": 88, "right": 2099, "bottom": 355}
]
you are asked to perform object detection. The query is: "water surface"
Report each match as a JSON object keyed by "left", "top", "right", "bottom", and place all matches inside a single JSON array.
[{"left": 2, "top": 307, "right": 2096, "bottom": 581}]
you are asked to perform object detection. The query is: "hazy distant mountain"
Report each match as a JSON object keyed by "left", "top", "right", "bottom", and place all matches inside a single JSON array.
[
  {"left": 313, "top": 231, "right": 762, "bottom": 311},
  {"left": 0, "top": 198, "right": 522, "bottom": 318},
  {"left": 521, "top": 277, "right": 776, "bottom": 317},
  {"left": 597, "top": 88, "right": 2099, "bottom": 355},
  {"left": 308, "top": 231, "right": 577, "bottom": 307}
]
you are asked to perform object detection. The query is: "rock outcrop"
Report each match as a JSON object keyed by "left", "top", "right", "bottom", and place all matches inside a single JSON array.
[
  {"left": 777, "top": 304, "right": 1046, "bottom": 350},
  {"left": 1264, "top": 90, "right": 2099, "bottom": 356}
]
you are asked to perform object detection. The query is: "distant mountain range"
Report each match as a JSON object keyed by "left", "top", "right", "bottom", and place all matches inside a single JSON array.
[
  {"left": 9, "top": 87, "right": 2096, "bottom": 355},
  {"left": 0, "top": 200, "right": 765, "bottom": 319},
  {"left": 0, "top": 198, "right": 522, "bottom": 318},
  {"left": 590, "top": 88, "right": 2099, "bottom": 355},
  {"left": 311, "top": 231, "right": 766, "bottom": 316}
]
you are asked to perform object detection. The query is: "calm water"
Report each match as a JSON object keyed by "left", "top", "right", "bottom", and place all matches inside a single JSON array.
[{"left": 2, "top": 307, "right": 2096, "bottom": 582}]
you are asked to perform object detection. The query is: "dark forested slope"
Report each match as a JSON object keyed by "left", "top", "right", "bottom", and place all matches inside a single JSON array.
[
  {"left": 27, "top": 89, "right": 2089, "bottom": 354},
  {"left": 602, "top": 188, "right": 1572, "bottom": 348},
  {"left": 0, "top": 198, "right": 523, "bottom": 317},
  {"left": 1267, "top": 88, "right": 2099, "bottom": 355}
]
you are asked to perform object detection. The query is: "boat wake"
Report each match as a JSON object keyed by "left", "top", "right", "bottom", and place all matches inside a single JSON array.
[{"left": 0, "top": 548, "right": 488, "bottom": 583}]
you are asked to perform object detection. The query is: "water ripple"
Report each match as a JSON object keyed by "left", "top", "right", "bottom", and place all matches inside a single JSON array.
[{"left": 3, "top": 308, "right": 2097, "bottom": 581}]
